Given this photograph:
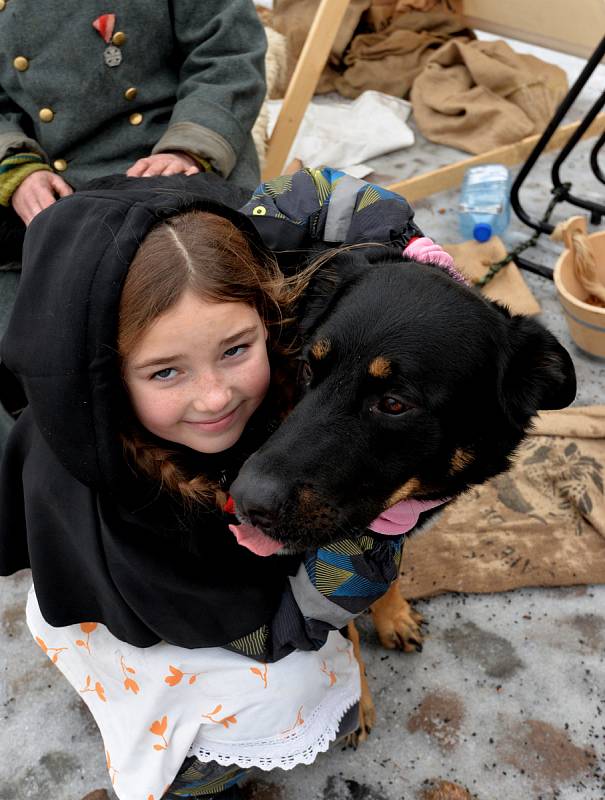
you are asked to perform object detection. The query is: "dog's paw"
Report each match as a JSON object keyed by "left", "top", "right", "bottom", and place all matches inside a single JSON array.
[
  {"left": 345, "top": 691, "right": 376, "bottom": 748},
  {"left": 371, "top": 591, "right": 424, "bottom": 652},
  {"left": 377, "top": 602, "right": 424, "bottom": 652}
]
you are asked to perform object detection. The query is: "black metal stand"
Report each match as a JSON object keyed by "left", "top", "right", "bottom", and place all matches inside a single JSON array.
[
  {"left": 508, "top": 35, "right": 605, "bottom": 279},
  {"left": 589, "top": 130, "right": 605, "bottom": 185}
]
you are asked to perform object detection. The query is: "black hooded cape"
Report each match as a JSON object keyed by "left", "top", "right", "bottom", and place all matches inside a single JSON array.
[{"left": 0, "top": 176, "right": 300, "bottom": 648}]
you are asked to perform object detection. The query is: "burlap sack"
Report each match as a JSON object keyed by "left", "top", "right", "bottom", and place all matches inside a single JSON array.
[
  {"left": 399, "top": 407, "right": 605, "bottom": 599},
  {"left": 271, "top": 2, "right": 468, "bottom": 97},
  {"left": 271, "top": 0, "right": 371, "bottom": 95},
  {"left": 367, "top": 0, "right": 462, "bottom": 31},
  {"left": 331, "top": 11, "right": 474, "bottom": 98},
  {"left": 411, "top": 38, "right": 568, "bottom": 153},
  {"left": 444, "top": 237, "right": 541, "bottom": 317}
]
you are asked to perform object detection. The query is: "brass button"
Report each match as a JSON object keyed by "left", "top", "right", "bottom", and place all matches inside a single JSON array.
[
  {"left": 0, "top": 1, "right": 6, "bottom": 11},
  {"left": 252, "top": 205, "right": 267, "bottom": 216},
  {"left": 13, "top": 55, "right": 29, "bottom": 71},
  {"left": 39, "top": 107, "right": 54, "bottom": 123},
  {"left": 129, "top": 112, "right": 142, "bottom": 126},
  {"left": 53, "top": 159, "right": 67, "bottom": 172},
  {"left": 112, "top": 31, "right": 127, "bottom": 46},
  {"left": 124, "top": 86, "right": 137, "bottom": 101}
]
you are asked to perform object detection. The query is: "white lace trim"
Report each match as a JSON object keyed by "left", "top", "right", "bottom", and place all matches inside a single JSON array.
[{"left": 187, "top": 678, "right": 360, "bottom": 771}]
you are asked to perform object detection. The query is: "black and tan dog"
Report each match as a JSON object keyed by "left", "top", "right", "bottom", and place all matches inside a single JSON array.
[{"left": 230, "top": 244, "right": 576, "bottom": 737}]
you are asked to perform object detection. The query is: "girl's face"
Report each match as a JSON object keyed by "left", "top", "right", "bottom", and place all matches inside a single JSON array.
[{"left": 123, "top": 290, "right": 270, "bottom": 454}]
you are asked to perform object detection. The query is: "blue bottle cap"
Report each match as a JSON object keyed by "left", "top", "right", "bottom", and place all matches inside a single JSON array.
[{"left": 473, "top": 222, "right": 492, "bottom": 242}]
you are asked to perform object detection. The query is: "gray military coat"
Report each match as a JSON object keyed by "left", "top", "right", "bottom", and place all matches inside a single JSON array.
[{"left": 0, "top": 0, "right": 266, "bottom": 188}]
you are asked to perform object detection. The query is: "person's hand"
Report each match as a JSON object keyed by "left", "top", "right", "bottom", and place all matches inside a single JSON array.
[
  {"left": 11, "top": 170, "right": 74, "bottom": 226},
  {"left": 126, "top": 151, "right": 200, "bottom": 178}
]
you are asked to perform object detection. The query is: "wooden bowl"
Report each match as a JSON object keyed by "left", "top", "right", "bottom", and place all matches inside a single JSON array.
[{"left": 554, "top": 230, "right": 605, "bottom": 358}]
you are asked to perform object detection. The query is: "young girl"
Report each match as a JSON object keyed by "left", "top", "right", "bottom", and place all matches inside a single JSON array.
[{"left": 0, "top": 169, "right": 453, "bottom": 799}]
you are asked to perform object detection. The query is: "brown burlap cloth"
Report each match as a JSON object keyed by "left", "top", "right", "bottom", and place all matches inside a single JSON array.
[
  {"left": 270, "top": 2, "right": 472, "bottom": 98},
  {"left": 321, "top": 9, "right": 474, "bottom": 100},
  {"left": 400, "top": 406, "right": 605, "bottom": 599},
  {"left": 445, "top": 237, "right": 541, "bottom": 317},
  {"left": 411, "top": 38, "right": 568, "bottom": 154},
  {"left": 269, "top": 1, "right": 567, "bottom": 154}
]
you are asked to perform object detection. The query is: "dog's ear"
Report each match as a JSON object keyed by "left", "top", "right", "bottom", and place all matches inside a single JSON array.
[
  {"left": 297, "top": 244, "right": 402, "bottom": 337},
  {"left": 295, "top": 250, "right": 369, "bottom": 337},
  {"left": 499, "top": 313, "right": 576, "bottom": 423}
]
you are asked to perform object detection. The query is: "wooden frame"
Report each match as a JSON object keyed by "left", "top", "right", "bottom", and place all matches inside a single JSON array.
[
  {"left": 386, "top": 114, "right": 605, "bottom": 202},
  {"left": 460, "top": 0, "right": 605, "bottom": 60},
  {"left": 261, "top": 0, "right": 350, "bottom": 181},
  {"left": 262, "top": 0, "right": 605, "bottom": 200}
]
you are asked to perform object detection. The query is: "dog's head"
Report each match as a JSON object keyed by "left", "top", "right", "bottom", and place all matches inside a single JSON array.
[{"left": 230, "top": 254, "right": 575, "bottom": 552}]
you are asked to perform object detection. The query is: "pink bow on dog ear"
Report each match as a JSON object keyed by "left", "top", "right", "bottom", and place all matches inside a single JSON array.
[
  {"left": 368, "top": 497, "right": 448, "bottom": 535},
  {"left": 403, "top": 237, "right": 469, "bottom": 286},
  {"left": 403, "top": 236, "right": 454, "bottom": 269}
]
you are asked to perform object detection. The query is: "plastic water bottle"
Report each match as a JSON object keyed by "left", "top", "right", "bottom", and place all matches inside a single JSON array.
[{"left": 458, "top": 164, "right": 512, "bottom": 243}]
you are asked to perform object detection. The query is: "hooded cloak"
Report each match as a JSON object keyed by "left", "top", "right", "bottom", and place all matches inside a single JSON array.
[{"left": 0, "top": 176, "right": 300, "bottom": 647}]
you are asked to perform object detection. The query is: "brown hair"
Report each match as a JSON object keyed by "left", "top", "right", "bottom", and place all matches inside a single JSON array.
[{"left": 118, "top": 210, "right": 297, "bottom": 508}]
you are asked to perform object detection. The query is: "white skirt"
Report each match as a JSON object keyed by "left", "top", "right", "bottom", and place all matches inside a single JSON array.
[{"left": 26, "top": 585, "right": 360, "bottom": 800}]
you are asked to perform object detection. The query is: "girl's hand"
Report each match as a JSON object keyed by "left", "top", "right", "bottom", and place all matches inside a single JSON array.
[
  {"left": 126, "top": 151, "right": 200, "bottom": 178},
  {"left": 11, "top": 170, "right": 74, "bottom": 226}
]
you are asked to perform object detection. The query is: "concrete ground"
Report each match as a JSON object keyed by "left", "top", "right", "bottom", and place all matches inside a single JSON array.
[{"left": 1, "top": 34, "right": 604, "bottom": 800}]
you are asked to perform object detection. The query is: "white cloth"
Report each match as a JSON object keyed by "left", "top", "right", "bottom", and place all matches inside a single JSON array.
[
  {"left": 267, "top": 90, "right": 415, "bottom": 176},
  {"left": 26, "top": 586, "right": 360, "bottom": 800}
]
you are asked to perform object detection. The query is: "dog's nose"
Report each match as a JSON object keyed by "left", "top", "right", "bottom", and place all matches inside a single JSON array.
[{"left": 230, "top": 472, "right": 285, "bottom": 532}]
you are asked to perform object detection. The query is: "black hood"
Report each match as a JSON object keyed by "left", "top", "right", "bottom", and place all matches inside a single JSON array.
[
  {"left": 0, "top": 175, "right": 299, "bottom": 649},
  {"left": 2, "top": 176, "right": 264, "bottom": 491}
]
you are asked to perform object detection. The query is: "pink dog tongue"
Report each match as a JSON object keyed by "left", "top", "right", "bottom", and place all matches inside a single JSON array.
[
  {"left": 368, "top": 497, "right": 448, "bottom": 535},
  {"left": 229, "top": 523, "right": 284, "bottom": 556}
]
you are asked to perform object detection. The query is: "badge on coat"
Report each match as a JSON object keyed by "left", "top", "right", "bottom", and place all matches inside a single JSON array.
[
  {"left": 92, "top": 14, "right": 123, "bottom": 68},
  {"left": 103, "top": 46, "right": 122, "bottom": 67}
]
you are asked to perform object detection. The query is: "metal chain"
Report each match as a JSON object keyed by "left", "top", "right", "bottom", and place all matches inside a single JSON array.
[{"left": 474, "top": 182, "right": 571, "bottom": 287}]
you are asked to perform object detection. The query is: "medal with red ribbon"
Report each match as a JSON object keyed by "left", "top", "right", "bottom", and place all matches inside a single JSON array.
[{"left": 92, "top": 14, "right": 122, "bottom": 67}]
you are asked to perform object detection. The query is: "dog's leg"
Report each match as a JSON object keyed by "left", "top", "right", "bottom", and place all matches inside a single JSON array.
[
  {"left": 345, "top": 620, "right": 375, "bottom": 746},
  {"left": 370, "top": 578, "right": 424, "bottom": 652}
]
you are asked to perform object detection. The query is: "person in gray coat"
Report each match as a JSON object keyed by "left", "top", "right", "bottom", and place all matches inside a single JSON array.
[{"left": 0, "top": 0, "right": 267, "bottom": 450}]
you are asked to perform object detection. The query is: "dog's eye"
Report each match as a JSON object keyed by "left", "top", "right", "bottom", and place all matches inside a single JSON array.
[
  {"left": 375, "top": 396, "right": 411, "bottom": 415},
  {"left": 300, "top": 361, "right": 313, "bottom": 385}
]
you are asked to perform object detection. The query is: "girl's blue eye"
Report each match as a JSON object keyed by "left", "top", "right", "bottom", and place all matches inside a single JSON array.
[
  {"left": 152, "top": 367, "right": 177, "bottom": 381},
  {"left": 224, "top": 344, "right": 248, "bottom": 358}
]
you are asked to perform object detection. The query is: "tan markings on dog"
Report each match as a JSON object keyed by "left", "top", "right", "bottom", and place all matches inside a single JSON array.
[
  {"left": 368, "top": 356, "right": 391, "bottom": 378},
  {"left": 310, "top": 338, "right": 331, "bottom": 360},
  {"left": 385, "top": 477, "right": 422, "bottom": 507},
  {"left": 298, "top": 486, "right": 316, "bottom": 511},
  {"left": 345, "top": 621, "right": 375, "bottom": 746},
  {"left": 370, "top": 580, "right": 424, "bottom": 652},
  {"left": 297, "top": 486, "right": 337, "bottom": 526},
  {"left": 449, "top": 448, "right": 475, "bottom": 475}
]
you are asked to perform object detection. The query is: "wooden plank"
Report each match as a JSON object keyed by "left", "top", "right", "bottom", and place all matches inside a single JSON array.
[
  {"left": 386, "top": 113, "right": 605, "bottom": 203},
  {"left": 262, "top": 0, "right": 350, "bottom": 181},
  {"left": 461, "top": 0, "right": 605, "bottom": 58}
]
